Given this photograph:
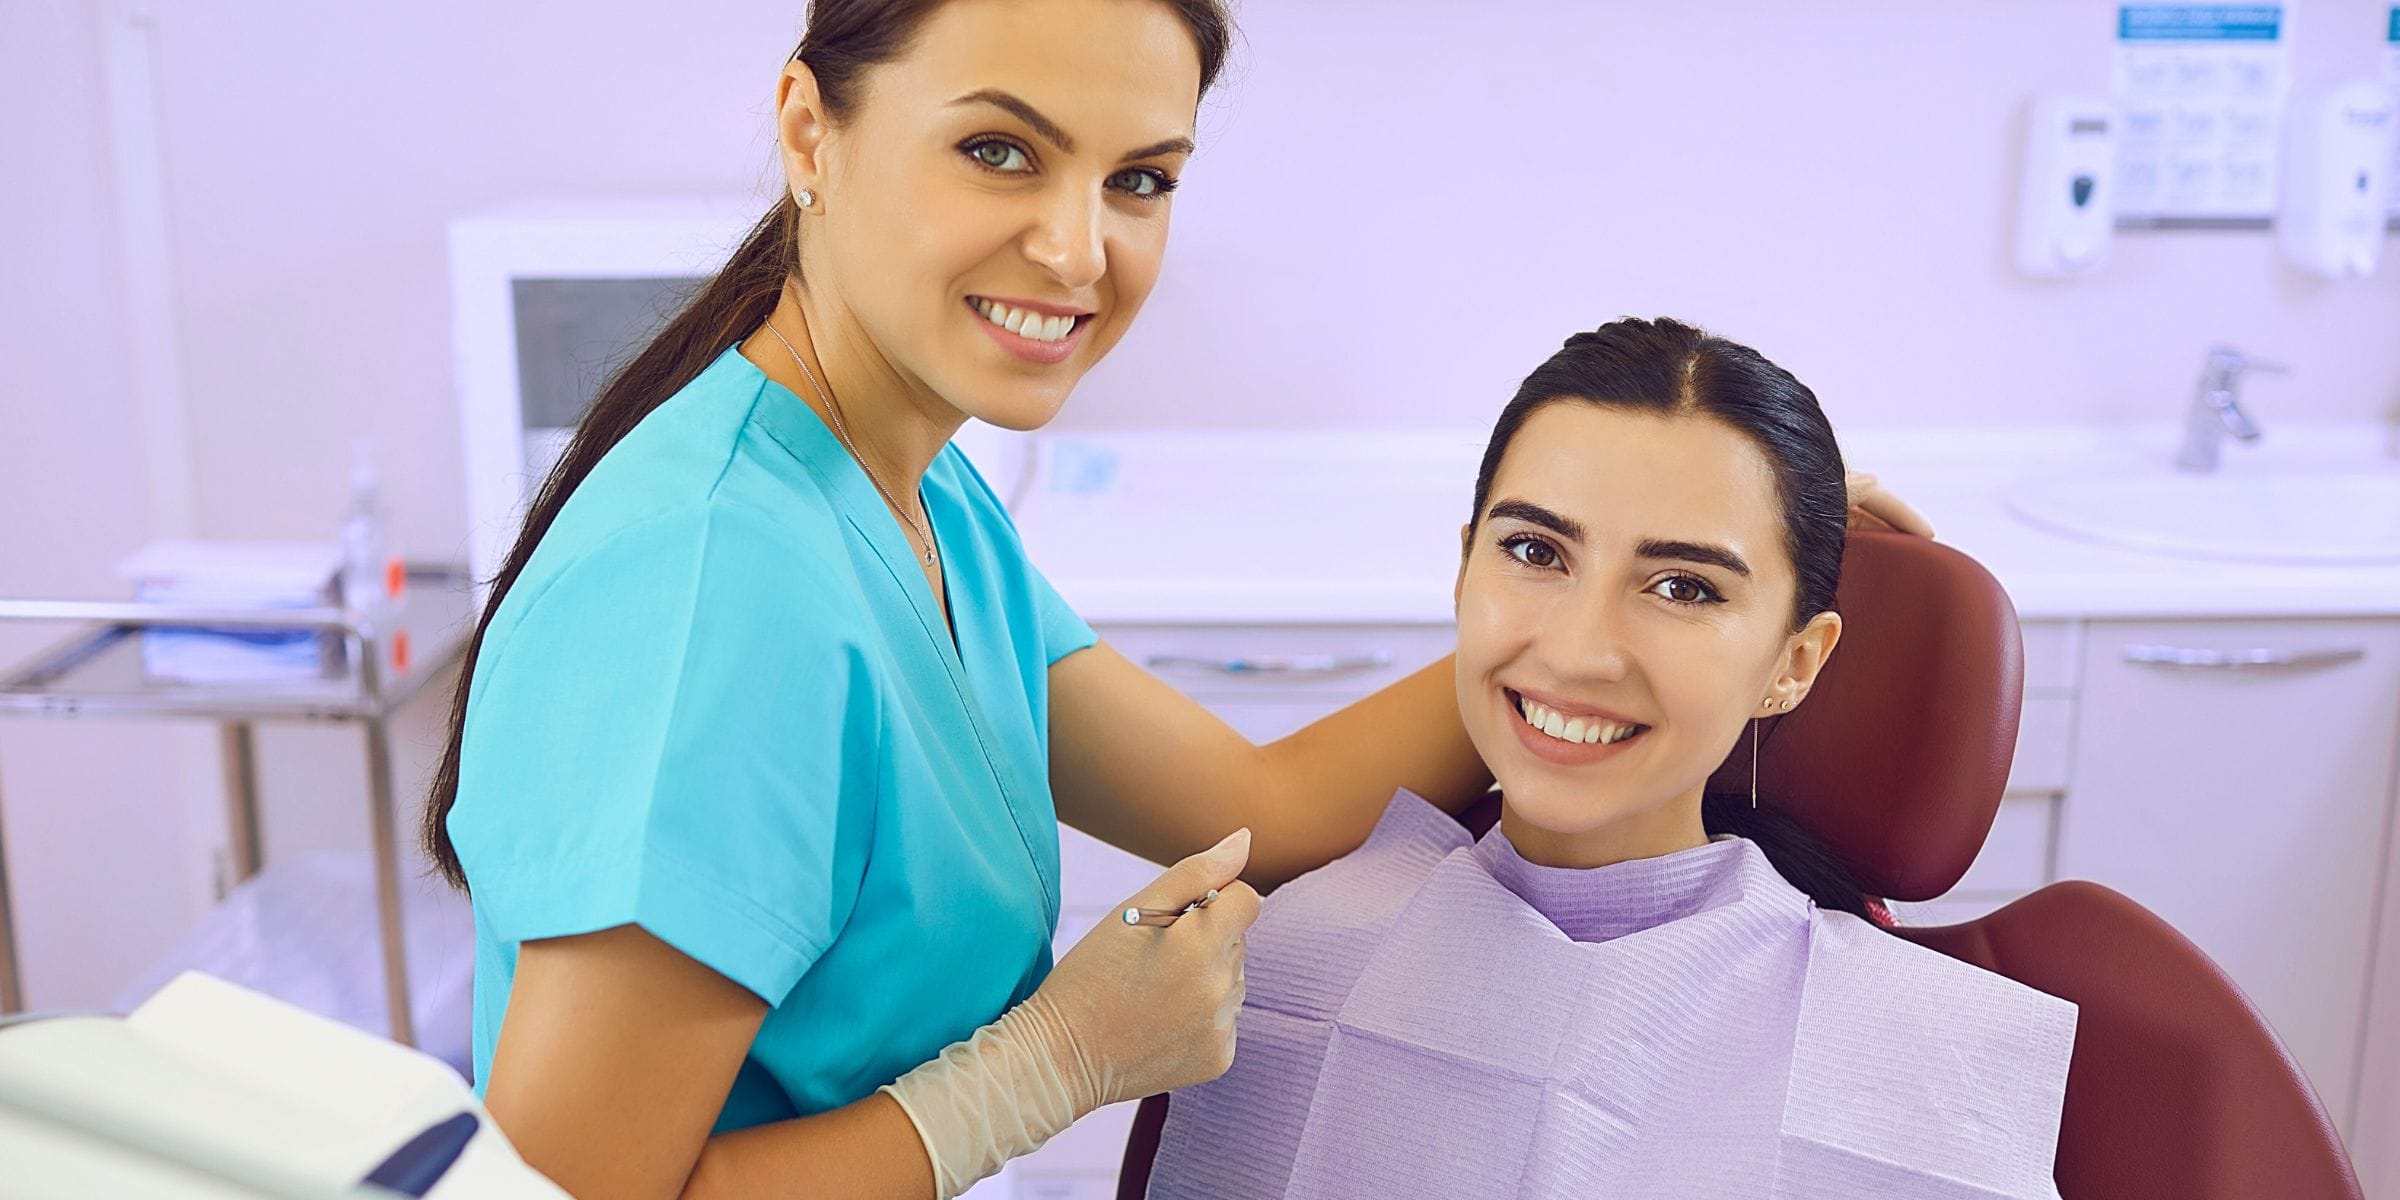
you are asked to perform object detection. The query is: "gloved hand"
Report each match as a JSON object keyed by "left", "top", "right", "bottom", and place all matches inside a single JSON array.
[{"left": 880, "top": 828, "right": 1261, "bottom": 1199}]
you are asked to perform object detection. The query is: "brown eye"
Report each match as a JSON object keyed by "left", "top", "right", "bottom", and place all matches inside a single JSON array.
[
  {"left": 1501, "top": 535, "right": 1559, "bottom": 569},
  {"left": 1648, "top": 575, "right": 1723, "bottom": 605}
]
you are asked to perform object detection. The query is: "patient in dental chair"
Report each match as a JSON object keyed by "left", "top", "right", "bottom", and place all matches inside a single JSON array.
[{"left": 1145, "top": 319, "right": 2076, "bottom": 1199}]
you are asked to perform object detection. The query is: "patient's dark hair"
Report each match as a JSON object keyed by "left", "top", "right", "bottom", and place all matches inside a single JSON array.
[{"left": 1467, "top": 316, "right": 1880, "bottom": 924}]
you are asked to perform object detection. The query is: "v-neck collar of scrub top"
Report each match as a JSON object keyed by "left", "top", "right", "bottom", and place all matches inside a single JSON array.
[
  {"left": 729, "top": 343, "right": 1062, "bottom": 923},
  {"left": 742, "top": 352, "right": 954, "bottom": 643}
]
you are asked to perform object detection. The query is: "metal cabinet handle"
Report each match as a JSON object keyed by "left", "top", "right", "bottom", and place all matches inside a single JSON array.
[
  {"left": 2121, "top": 644, "right": 2366, "bottom": 671},
  {"left": 1145, "top": 651, "right": 1395, "bottom": 676}
]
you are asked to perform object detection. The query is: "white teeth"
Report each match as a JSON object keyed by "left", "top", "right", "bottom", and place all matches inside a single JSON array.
[
  {"left": 974, "top": 299, "right": 1079, "bottom": 343},
  {"left": 1517, "top": 693, "right": 1641, "bottom": 747}
]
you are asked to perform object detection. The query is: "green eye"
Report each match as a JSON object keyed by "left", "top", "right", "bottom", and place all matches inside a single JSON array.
[
  {"left": 1111, "top": 169, "right": 1158, "bottom": 196},
  {"left": 968, "top": 140, "right": 1030, "bottom": 172}
]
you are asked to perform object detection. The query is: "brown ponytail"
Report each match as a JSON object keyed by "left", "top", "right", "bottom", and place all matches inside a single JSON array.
[
  {"left": 422, "top": 0, "right": 1235, "bottom": 890},
  {"left": 421, "top": 199, "right": 798, "bottom": 888}
]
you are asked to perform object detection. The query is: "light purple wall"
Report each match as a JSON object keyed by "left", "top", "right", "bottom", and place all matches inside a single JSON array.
[
  {"left": 1072, "top": 0, "right": 2400, "bottom": 433},
  {"left": 108, "top": 0, "right": 2400, "bottom": 557},
  {"left": 0, "top": 0, "right": 221, "bottom": 1010},
  {"left": 5, "top": 0, "right": 2399, "bottom": 1008}
]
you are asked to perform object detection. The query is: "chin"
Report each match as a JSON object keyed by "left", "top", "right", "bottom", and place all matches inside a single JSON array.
[
  {"left": 1499, "top": 782, "right": 1638, "bottom": 839},
  {"left": 965, "top": 389, "right": 1073, "bottom": 433}
]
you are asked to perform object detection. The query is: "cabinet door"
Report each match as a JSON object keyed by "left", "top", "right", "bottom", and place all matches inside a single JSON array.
[
  {"left": 2356, "top": 756, "right": 2400, "bottom": 1200},
  {"left": 2057, "top": 618, "right": 2400, "bottom": 1134}
]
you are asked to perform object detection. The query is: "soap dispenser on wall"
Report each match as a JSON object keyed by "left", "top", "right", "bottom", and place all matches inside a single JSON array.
[
  {"left": 2279, "top": 80, "right": 2396, "bottom": 279},
  {"left": 2014, "top": 95, "right": 2117, "bottom": 279}
]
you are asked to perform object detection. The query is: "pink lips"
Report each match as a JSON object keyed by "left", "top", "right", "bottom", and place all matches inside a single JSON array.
[
  {"left": 1504, "top": 687, "right": 1647, "bottom": 768},
  {"left": 967, "top": 297, "right": 1091, "bottom": 366}
]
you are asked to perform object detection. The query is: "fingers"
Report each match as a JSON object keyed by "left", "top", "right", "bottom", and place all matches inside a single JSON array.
[
  {"left": 1207, "top": 880, "right": 1263, "bottom": 933},
  {"left": 1129, "top": 828, "right": 1252, "bottom": 910},
  {"left": 1860, "top": 491, "right": 1935, "bottom": 538},
  {"left": 1843, "top": 471, "right": 1936, "bottom": 539}
]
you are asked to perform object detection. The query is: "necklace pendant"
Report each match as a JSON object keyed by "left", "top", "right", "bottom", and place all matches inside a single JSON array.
[{"left": 923, "top": 548, "right": 936, "bottom": 566}]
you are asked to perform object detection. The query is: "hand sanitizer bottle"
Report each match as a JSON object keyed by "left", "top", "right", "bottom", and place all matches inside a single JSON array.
[{"left": 339, "top": 441, "right": 410, "bottom": 675}]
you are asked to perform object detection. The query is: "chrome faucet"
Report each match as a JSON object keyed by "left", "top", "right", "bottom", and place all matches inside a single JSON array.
[{"left": 2175, "top": 344, "right": 2283, "bottom": 472}]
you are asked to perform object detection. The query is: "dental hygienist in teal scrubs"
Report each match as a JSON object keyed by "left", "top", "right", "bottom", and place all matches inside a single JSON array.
[{"left": 421, "top": 4, "right": 1928, "bottom": 1199}]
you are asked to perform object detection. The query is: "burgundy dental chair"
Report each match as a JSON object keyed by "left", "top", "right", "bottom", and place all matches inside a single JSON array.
[{"left": 1116, "top": 529, "right": 2364, "bottom": 1200}]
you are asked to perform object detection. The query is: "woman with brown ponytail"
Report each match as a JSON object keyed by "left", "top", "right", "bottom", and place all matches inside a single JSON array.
[{"left": 423, "top": 4, "right": 1931, "bottom": 1197}]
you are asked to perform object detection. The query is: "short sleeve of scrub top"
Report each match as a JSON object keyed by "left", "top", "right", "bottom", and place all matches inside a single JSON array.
[{"left": 449, "top": 343, "right": 1097, "bottom": 1130}]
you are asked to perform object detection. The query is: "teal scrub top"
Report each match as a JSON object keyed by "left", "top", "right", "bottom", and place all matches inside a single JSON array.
[{"left": 448, "top": 342, "right": 1097, "bottom": 1131}]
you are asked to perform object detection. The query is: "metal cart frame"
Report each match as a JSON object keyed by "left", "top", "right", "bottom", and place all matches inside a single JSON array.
[{"left": 0, "top": 565, "right": 472, "bottom": 1045}]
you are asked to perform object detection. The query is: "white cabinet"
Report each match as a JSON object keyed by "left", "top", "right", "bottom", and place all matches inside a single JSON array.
[
  {"left": 2356, "top": 757, "right": 2400, "bottom": 1200},
  {"left": 2055, "top": 617, "right": 2400, "bottom": 1139}
]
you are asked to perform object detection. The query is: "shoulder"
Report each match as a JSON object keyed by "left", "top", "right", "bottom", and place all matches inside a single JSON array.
[
  {"left": 470, "top": 497, "right": 868, "bottom": 721},
  {"left": 1785, "top": 912, "right": 2077, "bottom": 1191},
  {"left": 1259, "top": 792, "right": 1470, "bottom": 915},
  {"left": 1802, "top": 909, "right": 2079, "bottom": 1065}
]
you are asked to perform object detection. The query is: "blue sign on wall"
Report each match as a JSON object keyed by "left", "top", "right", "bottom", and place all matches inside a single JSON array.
[{"left": 2118, "top": 5, "right": 2284, "bottom": 42}]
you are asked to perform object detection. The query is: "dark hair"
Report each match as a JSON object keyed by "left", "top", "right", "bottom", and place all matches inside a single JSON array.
[
  {"left": 422, "top": 0, "right": 1237, "bottom": 891},
  {"left": 1467, "top": 316, "right": 1879, "bottom": 923}
]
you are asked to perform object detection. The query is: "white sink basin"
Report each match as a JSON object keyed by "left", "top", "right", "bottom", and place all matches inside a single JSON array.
[{"left": 2005, "top": 462, "right": 2400, "bottom": 564}]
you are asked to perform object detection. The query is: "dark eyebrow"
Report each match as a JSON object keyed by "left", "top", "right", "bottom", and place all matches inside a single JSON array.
[
  {"left": 1637, "top": 538, "right": 1752, "bottom": 578},
  {"left": 1122, "top": 135, "right": 1197, "bottom": 163},
  {"left": 954, "top": 89, "right": 1073, "bottom": 152},
  {"left": 1486, "top": 499, "right": 1584, "bottom": 542},
  {"left": 952, "top": 89, "right": 1195, "bottom": 163}
]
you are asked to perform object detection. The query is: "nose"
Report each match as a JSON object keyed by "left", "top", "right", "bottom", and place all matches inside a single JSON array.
[
  {"left": 1537, "top": 585, "right": 1634, "bottom": 685},
  {"left": 1021, "top": 181, "right": 1106, "bottom": 291}
]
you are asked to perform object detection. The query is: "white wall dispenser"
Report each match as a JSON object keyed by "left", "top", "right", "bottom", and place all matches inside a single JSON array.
[
  {"left": 2014, "top": 95, "right": 2117, "bottom": 279},
  {"left": 2279, "top": 80, "right": 2396, "bottom": 279}
]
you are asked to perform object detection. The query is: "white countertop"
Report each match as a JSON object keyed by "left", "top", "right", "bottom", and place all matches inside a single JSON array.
[{"left": 1011, "top": 424, "right": 2400, "bottom": 625}]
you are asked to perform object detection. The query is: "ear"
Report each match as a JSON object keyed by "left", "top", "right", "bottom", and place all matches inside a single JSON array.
[
  {"left": 776, "top": 60, "right": 833, "bottom": 200},
  {"left": 1452, "top": 522, "right": 1474, "bottom": 614},
  {"left": 1766, "top": 610, "right": 1843, "bottom": 711}
]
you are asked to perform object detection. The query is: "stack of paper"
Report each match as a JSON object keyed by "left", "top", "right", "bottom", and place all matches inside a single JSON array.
[{"left": 115, "top": 541, "right": 343, "bottom": 684}]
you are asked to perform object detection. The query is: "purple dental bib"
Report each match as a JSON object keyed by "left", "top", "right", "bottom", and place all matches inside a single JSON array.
[{"left": 1145, "top": 792, "right": 2076, "bottom": 1199}]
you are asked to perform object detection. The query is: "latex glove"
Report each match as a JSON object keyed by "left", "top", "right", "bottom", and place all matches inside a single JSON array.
[
  {"left": 882, "top": 828, "right": 1261, "bottom": 1198},
  {"left": 1845, "top": 470, "right": 1935, "bottom": 538}
]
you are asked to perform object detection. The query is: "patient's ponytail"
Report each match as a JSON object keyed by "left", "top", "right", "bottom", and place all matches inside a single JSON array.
[{"left": 1700, "top": 793, "right": 1883, "bottom": 924}]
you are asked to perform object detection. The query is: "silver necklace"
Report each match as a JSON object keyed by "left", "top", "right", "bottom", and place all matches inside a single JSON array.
[{"left": 764, "top": 320, "right": 938, "bottom": 566}]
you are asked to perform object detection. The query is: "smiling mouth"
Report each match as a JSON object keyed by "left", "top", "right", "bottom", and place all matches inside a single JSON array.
[
  {"left": 1508, "top": 689, "right": 1647, "bottom": 747},
  {"left": 967, "top": 296, "right": 1088, "bottom": 344}
]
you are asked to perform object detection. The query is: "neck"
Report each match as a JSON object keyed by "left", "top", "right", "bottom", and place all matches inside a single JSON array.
[
  {"left": 744, "top": 286, "right": 963, "bottom": 508},
  {"left": 1498, "top": 786, "right": 1710, "bottom": 870}
]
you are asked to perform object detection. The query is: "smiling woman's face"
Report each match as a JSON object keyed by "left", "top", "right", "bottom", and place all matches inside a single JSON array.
[
  {"left": 1453, "top": 402, "right": 1841, "bottom": 869},
  {"left": 782, "top": 0, "right": 1204, "bottom": 431}
]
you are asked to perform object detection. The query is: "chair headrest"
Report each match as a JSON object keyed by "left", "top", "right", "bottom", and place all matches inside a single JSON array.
[{"left": 1704, "top": 530, "right": 2024, "bottom": 901}]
